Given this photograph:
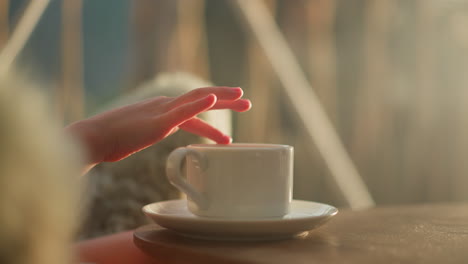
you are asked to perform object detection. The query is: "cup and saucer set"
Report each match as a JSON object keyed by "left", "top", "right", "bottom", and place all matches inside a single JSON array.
[{"left": 141, "top": 144, "right": 338, "bottom": 241}]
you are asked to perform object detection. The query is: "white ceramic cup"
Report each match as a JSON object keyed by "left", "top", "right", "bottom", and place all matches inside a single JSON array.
[{"left": 166, "top": 143, "right": 293, "bottom": 219}]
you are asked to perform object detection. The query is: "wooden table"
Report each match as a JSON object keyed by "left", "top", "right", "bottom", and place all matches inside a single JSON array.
[{"left": 134, "top": 203, "right": 468, "bottom": 264}]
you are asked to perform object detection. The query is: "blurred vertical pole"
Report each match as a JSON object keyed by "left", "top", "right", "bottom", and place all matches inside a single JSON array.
[
  {"left": 129, "top": 0, "right": 158, "bottom": 87},
  {"left": 280, "top": 1, "right": 332, "bottom": 202},
  {"left": 279, "top": 0, "right": 339, "bottom": 154},
  {"left": 306, "top": 0, "right": 337, "bottom": 125},
  {"left": 60, "top": 0, "right": 84, "bottom": 122},
  {"left": 413, "top": 2, "right": 437, "bottom": 132},
  {"left": 352, "top": 0, "right": 394, "bottom": 158},
  {"left": 0, "top": 0, "right": 9, "bottom": 48},
  {"left": 237, "top": 0, "right": 279, "bottom": 143},
  {"left": 129, "top": 0, "right": 178, "bottom": 88},
  {"left": 154, "top": 1, "right": 177, "bottom": 74},
  {"left": 351, "top": 0, "right": 396, "bottom": 203},
  {"left": 130, "top": 0, "right": 209, "bottom": 88},
  {"left": 167, "top": 0, "right": 210, "bottom": 79},
  {"left": 407, "top": 0, "right": 441, "bottom": 202},
  {"left": 450, "top": 11, "right": 468, "bottom": 201},
  {"left": 303, "top": 0, "right": 338, "bottom": 203}
]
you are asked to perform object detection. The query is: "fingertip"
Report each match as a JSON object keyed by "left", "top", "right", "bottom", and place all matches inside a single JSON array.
[
  {"left": 222, "top": 87, "right": 244, "bottom": 100},
  {"left": 238, "top": 99, "right": 252, "bottom": 112},
  {"left": 232, "top": 87, "right": 243, "bottom": 95},
  {"left": 203, "top": 93, "right": 217, "bottom": 107},
  {"left": 217, "top": 135, "right": 232, "bottom": 144},
  {"left": 205, "top": 93, "right": 216, "bottom": 100}
]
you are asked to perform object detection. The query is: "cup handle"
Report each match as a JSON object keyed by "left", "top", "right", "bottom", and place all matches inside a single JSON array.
[{"left": 166, "top": 148, "right": 208, "bottom": 208}]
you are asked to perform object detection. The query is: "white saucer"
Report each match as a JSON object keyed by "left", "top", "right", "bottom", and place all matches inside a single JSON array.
[{"left": 142, "top": 199, "right": 338, "bottom": 241}]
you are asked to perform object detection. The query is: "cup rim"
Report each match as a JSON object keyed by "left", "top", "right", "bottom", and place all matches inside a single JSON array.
[{"left": 187, "top": 143, "right": 292, "bottom": 150}]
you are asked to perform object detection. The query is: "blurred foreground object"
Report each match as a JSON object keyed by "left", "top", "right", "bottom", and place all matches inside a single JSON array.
[{"left": 0, "top": 74, "right": 80, "bottom": 264}]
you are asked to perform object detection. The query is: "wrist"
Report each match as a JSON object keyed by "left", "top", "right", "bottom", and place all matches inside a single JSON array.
[{"left": 65, "top": 120, "right": 104, "bottom": 165}]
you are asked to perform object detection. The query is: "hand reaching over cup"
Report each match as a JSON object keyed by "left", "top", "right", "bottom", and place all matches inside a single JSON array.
[{"left": 65, "top": 87, "right": 251, "bottom": 174}]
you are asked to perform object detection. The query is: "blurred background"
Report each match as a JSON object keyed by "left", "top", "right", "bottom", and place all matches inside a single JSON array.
[{"left": 5, "top": 0, "right": 468, "bottom": 208}]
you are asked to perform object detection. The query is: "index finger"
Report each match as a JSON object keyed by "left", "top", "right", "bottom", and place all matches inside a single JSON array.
[
  {"left": 160, "top": 94, "right": 217, "bottom": 128},
  {"left": 165, "top": 87, "right": 243, "bottom": 109}
]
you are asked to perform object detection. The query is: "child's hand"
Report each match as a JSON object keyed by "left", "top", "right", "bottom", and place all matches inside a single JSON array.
[{"left": 65, "top": 87, "right": 251, "bottom": 173}]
